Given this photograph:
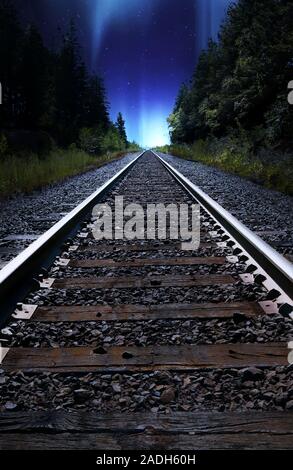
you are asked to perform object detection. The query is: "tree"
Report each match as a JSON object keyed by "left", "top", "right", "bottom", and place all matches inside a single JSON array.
[
  {"left": 54, "top": 20, "right": 88, "bottom": 144},
  {"left": 115, "top": 112, "right": 128, "bottom": 146},
  {"left": 169, "top": 0, "right": 293, "bottom": 149},
  {"left": 85, "top": 76, "right": 110, "bottom": 129},
  {"left": 20, "top": 25, "right": 50, "bottom": 128},
  {"left": 0, "top": 5, "right": 130, "bottom": 155}
]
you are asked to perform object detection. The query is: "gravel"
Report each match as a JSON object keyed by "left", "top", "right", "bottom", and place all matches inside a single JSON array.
[
  {"left": 50, "top": 263, "right": 242, "bottom": 278},
  {"left": 1, "top": 152, "right": 291, "bottom": 415},
  {"left": 0, "top": 153, "right": 139, "bottom": 268},
  {"left": 3, "top": 314, "right": 292, "bottom": 348},
  {"left": 0, "top": 367, "right": 292, "bottom": 413},
  {"left": 159, "top": 153, "right": 293, "bottom": 255},
  {"left": 24, "top": 282, "right": 268, "bottom": 307}
]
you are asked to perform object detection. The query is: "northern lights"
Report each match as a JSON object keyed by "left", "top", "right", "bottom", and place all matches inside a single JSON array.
[
  {"left": 195, "top": 0, "right": 233, "bottom": 55},
  {"left": 13, "top": 0, "right": 232, "bottom": 147}
]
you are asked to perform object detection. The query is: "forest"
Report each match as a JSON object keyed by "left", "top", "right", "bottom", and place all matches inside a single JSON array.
[
  {"left": 0, "top": 0, "right": 138, "bottom": 196},
  {"left": 166, "top": 0, "right": 293, "bottom": 194}
]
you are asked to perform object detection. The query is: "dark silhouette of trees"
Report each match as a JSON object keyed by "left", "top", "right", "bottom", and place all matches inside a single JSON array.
[
  {"left": 54, "top": 21, "right": 89, "bottom": 144},
  {"left": 115, "top": 112, "right": 128, "bottom": 147},
  {"left": 169, "top": 0, "right": 293, "bottom": 150},
  {"left": 0, "top": 0, "right": 121, "bottom": 151},
  {"left": 0, "top": 0, "right": 24, "bottom": 128},
  {"left": 20, "top": 25, "right": 50, "bottom": 129}
]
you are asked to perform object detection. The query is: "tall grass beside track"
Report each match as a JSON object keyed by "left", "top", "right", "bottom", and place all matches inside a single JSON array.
[
  {"left": 0, "top": 147, "right": 131, "bottom": 198},
  {"left": 157, "top": 141, "right": 293, "bottom": 196}
]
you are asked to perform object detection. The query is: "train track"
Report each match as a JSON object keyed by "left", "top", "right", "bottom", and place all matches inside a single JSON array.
[{"left": 0, "top": 150, "right": 292, "bottom": 450}]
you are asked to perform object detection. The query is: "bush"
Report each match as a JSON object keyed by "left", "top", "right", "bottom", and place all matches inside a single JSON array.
[
  {"left": 79, "top": 127, "right": 103, "bottom": 154},
  {"left": 157, "top": 140, "right": 293, "bottom": 195},
  {"left": 79, "top": 125, "right": 135, "bottom": 155},
  {"left": 0, "top": 147, "right": 130, "bottom": 197}
]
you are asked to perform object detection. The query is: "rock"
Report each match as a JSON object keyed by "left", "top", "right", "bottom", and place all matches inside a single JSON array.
[
  {"left": 64, "top": 329, "right": 74, "bottom": 337},
  {"left": 57, "top": 387, "right": 72, "bottom": 398},
  {"left": 5, "top": 402, "right": 17, "bottom": 410},
  {"left": 245, "top": 401, "right": 255, "bottom": 409},
  {"left": 286, "top": 400, "right": 293, "bottom": 410},
  {"left": 160, "top": 387, "right": 176, "bottom": 404},
  {"left": 171, "top": 335, "right": 181, "bottom": 342},
  {"left": 112, "top": 383, "right": 121, "bottom": 393},
  {"left": 239, "top": 367, "right": 264, "bottom": 382},
  {"left": 183, "top": 377, "right": 191, "bottom": 388},
  {"left": 154, "top": 371, "right": 172, "bottom": 384},
  {"left": 263, "top": 392, "right": 274, "bottom": 400},
  {"left": 91, "top": 330, "right": 102, "bottom": 337},
  {"left": 180, "top": 404, "right": 191, "bottom": 411},
  {"left": 275, "top": 393, "right": 288, "bottom": 406},
  {"left": 1, "top": 328, "right": 13, "bottom": 336},
  {"left": 243, "top": 381, "right": 254, "bottom": 388},
  {"left": 73, "top": 389, "right": 91, "bottom": 403}
]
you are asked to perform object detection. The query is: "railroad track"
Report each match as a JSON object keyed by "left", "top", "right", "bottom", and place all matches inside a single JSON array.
[{"left": 0, "top": 150, "right": 292, "bottom": 450}]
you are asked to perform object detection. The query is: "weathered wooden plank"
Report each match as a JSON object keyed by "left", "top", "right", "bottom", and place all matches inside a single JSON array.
[
  {"left": 31, "top": 302, "right": 264, "bottom": 322},
  {"left": 53, "top": 274, "right": 236, "bottom": 289},
  {"left": 69, "top": 257, "right": 225, "bottom": 268},
  {"left": 0, "top": 432, "right": 292, "bottom": 450},
  {"left": 80, "top": 241, "right": 215, "bottom": 252},
  {"left": 0, "top": 411, "right": 292, "bottom": 435},
  {"left": 2, "top": 343, "right": 288, "bottom": 372}
]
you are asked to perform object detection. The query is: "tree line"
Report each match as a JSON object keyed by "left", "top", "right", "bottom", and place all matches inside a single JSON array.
[
  {"left": 0, "top": 0, "right": 131, "bottom": 155},
  {"left": 169, "top": 0, "right": 293, "bottom": 152}
]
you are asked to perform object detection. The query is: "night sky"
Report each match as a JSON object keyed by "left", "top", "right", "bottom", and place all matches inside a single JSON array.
[{"left": 14, "top": 0, "right": 232, "bottom": 147}]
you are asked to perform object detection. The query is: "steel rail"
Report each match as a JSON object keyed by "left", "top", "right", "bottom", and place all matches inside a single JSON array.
[
  {"left": 0, "top": 151, "right": 145, "bottom": 325},
  {"left": 152, "top": 150, "right": 293, "bottom": 302}
]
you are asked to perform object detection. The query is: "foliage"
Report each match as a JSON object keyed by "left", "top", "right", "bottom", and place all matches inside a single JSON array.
[
  {"left": 115, "top": 112, "right": 128, "bottom": 147},
  {"left": 0, "top": 1, "right": 119, "bottom": 149},
  {"left": 0, "top": 147, "right": 130, "bottom": 197},
  {"left": 127, "top": 141, "right": 141, "bottom": 151},
  {"left": 169, "top": 0, "right": 293, "bottom": 150},
  {"left": 101, "top": 124, "right": 128, "bottom": 153},
  {"left": 157, "top": 141, "right": 293, "bottom": 195},
  {"left": 79, "top": 127, "right": 104, "bottom": 155}
]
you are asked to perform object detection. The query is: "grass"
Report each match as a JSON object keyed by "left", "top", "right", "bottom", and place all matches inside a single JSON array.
[
  {"left": 0, "top": 147, "right": 133, "bottom": 198},
  {"left": 156, "top": 141, "right": 293, "bottom": 196}
]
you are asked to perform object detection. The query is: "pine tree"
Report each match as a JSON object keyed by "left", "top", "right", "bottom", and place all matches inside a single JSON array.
[
  {"left": 169, "top": 0, "right": 293, "bottom": 148},
  {"left": 55, "top": 20, "right": 87, "bottom": 144},
  {"left": 86, "top": 76, "right": 110, "bottom": 129},
  {"left": 115, "top": 112, "right": 128, "bottom": 146},
  {"left": 0, "top": 5, "right": 131, "bottom": 154}
]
